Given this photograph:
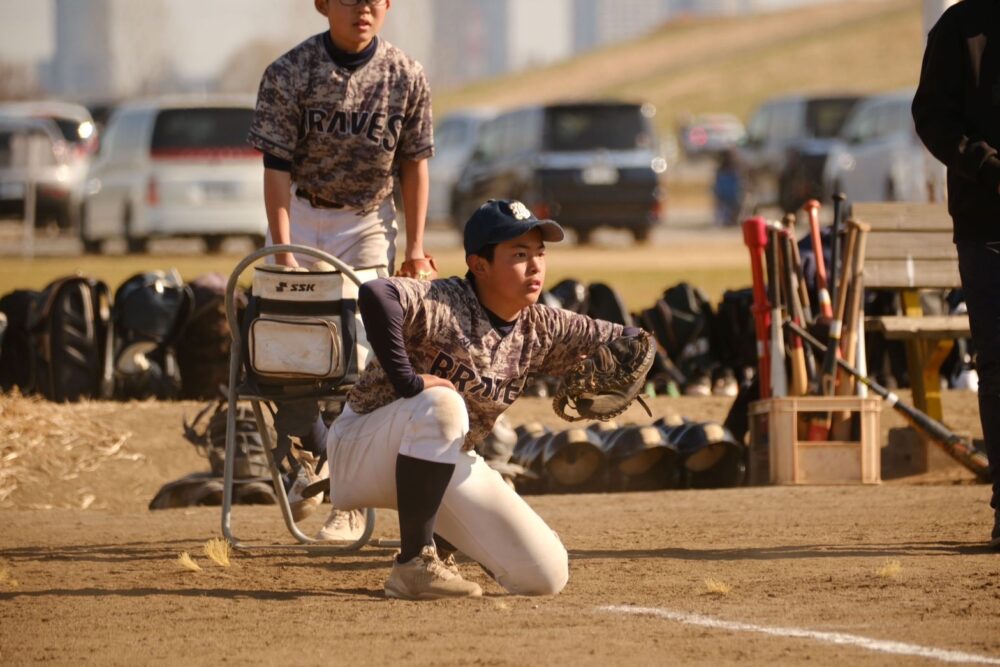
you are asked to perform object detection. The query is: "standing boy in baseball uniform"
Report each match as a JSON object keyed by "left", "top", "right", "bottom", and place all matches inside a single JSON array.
[
  {"left": 247, "top": 0, "right": 437, "bottom": 543},
  {"left": 332, "top": 199, "right": 644, "bottom": 600}
]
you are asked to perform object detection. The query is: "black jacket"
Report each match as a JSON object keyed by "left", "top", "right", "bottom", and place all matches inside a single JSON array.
[{"left": 912, "top": 0, "right": 1000, "bottom": 242}]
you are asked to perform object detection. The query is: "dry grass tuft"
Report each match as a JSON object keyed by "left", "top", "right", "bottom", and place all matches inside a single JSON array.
[
  {"left": 203, "top": 538, "right": 232, "bottom": 567},
  {"left": 0, "top": 391, "right": 139, "bottom": 508},
  {"left": 703, "top": 578, "right": 732, "bottom": 596},
  {"left": 876, "top": 559, "right": 902, "bottom": 579},
  {"left": 0, "top": 562, "right": 18, "bottom": 588},
  {"left": 177, "top": 552, "right": 202, "bottom": 573}
]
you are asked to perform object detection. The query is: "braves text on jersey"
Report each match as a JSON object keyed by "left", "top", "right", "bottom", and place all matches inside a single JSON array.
[{"left": 248, "top": 35, "right": 433, "bottom": 211}]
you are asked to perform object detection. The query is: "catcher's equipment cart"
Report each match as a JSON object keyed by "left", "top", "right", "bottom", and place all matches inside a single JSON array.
[{"left": 221, "top": 245, "right": 377, "bottom": 554}]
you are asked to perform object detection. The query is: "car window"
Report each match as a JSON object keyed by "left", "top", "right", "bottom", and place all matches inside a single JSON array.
[
  {"left": 543, "top": 105, "right": 648, "bottom": 152},
  {"left": 843, "top": 102, "right": 881, "bottom": 142},
  {"left": 768, "top": 102, "right": 800, "bottom": 143},
  {"left": 434, "top": 118, "right": 468, "bottom": 151},
  {"left": 474, "top": 115, "right": 504, "bottom": 164},
  {"left": 506, "top": 109, "right": 535, "bottom": 156},
  {"left": 151, "top": 108, "right": 255, "bottom": 154},
  {"left": 0, "top": 127, "right": 58, "bottom": 167},
  {"left": 746, "top": 105, "right": 773, "bottom": 144},
  {"left": 882, "top": 100, "right": 913, "bottom": 136},
  {"left": 105, "top": 109, "right": 148, "bottom": 163},
  {"left": 804, "top": 97, "right": 860, "bottom": 139}
]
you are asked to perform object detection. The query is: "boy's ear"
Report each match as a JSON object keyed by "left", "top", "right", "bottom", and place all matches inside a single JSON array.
[
  {"left": 466, "top": 255, "right": 488, "bottom": 277},
  {"left": 314, "top": 0, "right": 328, "bottom": 16}
]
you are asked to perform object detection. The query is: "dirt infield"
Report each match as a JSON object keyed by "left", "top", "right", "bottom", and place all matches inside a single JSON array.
[{"left": 1, "top": 392, "right": 998, "bottom": 665}]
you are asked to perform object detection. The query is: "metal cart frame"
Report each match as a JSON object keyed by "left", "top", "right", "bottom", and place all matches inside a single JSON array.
[{"left": 220, "top": 244, "right": 377, "bottom": 554}]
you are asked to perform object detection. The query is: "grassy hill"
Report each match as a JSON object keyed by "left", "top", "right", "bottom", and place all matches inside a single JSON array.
[{"left": 433, "top": 0, "right": 923, "bottom": 134}]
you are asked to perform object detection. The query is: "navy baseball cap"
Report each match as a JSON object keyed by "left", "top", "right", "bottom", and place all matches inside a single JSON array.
[{"left": 463, "top": 199, "right": 564, "bottom": 257}]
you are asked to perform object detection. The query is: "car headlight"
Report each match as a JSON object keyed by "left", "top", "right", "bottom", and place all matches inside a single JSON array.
[
  {"left": 651, "top": 157, "right": 668, "bottom": 174},
  {"left": 835, "top": 152, "right": 856, "bottom": 172},
  {"left": 78, "top": 121, "right": 95, "bottom": 141}
]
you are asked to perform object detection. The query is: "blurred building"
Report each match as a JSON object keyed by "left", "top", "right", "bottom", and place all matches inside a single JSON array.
[
  {"left": 14, "top": 0, "right": 858, "bottom": 99},
  {"left": 46, "top": 0, "right": 168, "bottom": 100},
  {"left": 573, "top": 0, "right": 672, "bottom": 52}
]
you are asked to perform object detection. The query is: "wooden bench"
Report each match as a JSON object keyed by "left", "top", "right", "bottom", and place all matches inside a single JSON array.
[{"left": 856, "top": 202, "right": 970, "bottom": 425}]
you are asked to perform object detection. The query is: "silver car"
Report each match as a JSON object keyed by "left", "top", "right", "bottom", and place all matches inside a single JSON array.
[
  {"left": 0, "top": 101, "right": 98, "bottom": 229},
  {"left": 826, "top": 90, "right": 945, "bottom": 203},
  {"left": 427, "top": 108, "right": 495, "bottom": 225},
  {"left": 81, "top": 95, "right": 266, "bottom": 254},
  {"left": 0, "top": 116, "right": 77, "bottom": 229}
]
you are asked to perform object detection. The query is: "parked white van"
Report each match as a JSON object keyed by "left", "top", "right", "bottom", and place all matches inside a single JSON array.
[{"left": 81, "top": 95, "right": 266, "bottom": 253}]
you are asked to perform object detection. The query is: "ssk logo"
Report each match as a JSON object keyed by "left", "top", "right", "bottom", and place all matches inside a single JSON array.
[{"left": 275, "top": 282, "right": 316, "bottom": 293}]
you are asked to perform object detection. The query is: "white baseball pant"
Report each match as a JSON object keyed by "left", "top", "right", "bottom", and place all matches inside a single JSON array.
[
  {"left": 267, "top": 192, "right": 398, "bottom": 270},
  {"left": 327, "top": 386, "right": 569, "bottom": 596}
]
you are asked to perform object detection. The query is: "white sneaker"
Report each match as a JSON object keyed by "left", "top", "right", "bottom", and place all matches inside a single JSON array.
[
  {"left": 384, "top": 546, "right": 483, "bottom": 600},
  {"left": 315, "top": 507, "right": 367, "bottom": 545},
  {"left": 287, "top": 455, "right": 327, "bottom": 522}
]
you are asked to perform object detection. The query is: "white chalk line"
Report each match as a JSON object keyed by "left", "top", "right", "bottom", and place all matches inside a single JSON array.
[{"left": 600, "top": 605, "right": 1000, "bottom": 665}]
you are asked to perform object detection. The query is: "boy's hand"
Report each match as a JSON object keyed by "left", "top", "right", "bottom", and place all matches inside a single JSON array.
[
  {"left": 398, "top": 255, "right": 438, "bottom": 280},
  {"left": 419, "top": 374, "right": 456, "bottom": 392}
]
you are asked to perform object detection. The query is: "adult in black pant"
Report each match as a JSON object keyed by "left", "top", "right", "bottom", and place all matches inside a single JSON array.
[{"left": 912, "top": 0, "right": 1000, "bottom": 548}]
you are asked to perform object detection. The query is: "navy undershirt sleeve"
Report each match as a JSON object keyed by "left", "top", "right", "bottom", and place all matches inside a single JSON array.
[
  {"left": 263, "top": 151, "right": 292, "bottom": 172},
  {"left": 358, "top": 279, "right": 424, "bottom": 398}
]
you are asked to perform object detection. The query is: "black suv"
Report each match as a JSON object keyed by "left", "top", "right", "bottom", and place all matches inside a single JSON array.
[{"left": 450, "top": 101, "right": 666, "bottom": 243}]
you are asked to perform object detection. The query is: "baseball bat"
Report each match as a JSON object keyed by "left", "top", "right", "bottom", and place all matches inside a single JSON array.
[
  {"left": 779, "top": 216, "right": 808, "bottom": 396},
  {"left": 820, "top": 222, "right": 856, "bottom": 396},
  {"left": 807, "top": 219, "right": 857, "bottom": 440},
  {"left": 803, "top": 199, "right": 833, "bottom": 320},
  {"left": 832, "top": 219, "right": 871, "bottom": 439},
  {"left": 830, "top": 192, "right": 846, "bottom": 308},
  {"left": 785, "top": 319, "right": 990, "bottom": 481},
  {"left": 788, "top": 223, "right": 814, "bottom": 327},
  {"left": 766, "top": 221, "right": 788, "bottom": 398},
  {"left": 743, "top": 217, "right": 772, "bottom": 399}
]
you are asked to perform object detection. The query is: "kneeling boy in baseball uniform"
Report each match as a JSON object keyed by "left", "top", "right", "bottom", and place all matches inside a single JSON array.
[{"left": 329, "top": 199, "right": 643, "bottom": 599}]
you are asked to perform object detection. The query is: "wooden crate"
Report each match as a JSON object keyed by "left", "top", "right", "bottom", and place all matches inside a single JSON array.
[{"left": 749, "top": 396, "right": 882, "bottom": 485}]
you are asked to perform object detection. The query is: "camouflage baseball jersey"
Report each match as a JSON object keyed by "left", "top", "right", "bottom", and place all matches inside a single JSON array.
[
  {"left": 247, "top": 35, "right": 433, "bottom": 211},
  {"left": 347, "top": 277, "right": 624, "bottom": 450}
]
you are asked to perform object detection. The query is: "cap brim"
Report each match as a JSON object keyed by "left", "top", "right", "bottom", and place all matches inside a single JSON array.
[
  {"left": 532, "top": 220, "right": 565, "bottom": 243},
  {"left": 465, "top": 217, "right": 565, "bottom": 257}
]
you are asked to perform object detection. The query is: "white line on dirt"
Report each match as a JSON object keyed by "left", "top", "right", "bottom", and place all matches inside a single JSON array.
[{"left": 599, "top": 605, "right": 1000, "bottom": 665}]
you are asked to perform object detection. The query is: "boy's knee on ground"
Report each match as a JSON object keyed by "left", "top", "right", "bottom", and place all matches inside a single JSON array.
[{"left": 498, "top": 548, "right": 569, "bottom": 596}]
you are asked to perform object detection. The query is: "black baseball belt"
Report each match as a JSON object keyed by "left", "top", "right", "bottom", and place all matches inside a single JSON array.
[{"left": 295, "top": 188, "right": 345, "bottom": 209}]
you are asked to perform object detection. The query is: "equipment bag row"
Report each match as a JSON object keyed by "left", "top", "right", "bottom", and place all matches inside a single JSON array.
[{"left": 0, "top": 270, "right": 234, "bottom": 402}]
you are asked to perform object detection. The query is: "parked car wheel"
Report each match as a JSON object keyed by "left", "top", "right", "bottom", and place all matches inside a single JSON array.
[
  {"left": 885, "top": 178, "right": 897, "bottom": 202},
  {"left": 124, "top": 205, "right": 147, "bottom": 254},
  {"left": 203, "top": 234, "right": 225, "bottom": 254},
  {"left": 79, "top": 204, "right": 102, "bottom": 254},
  {"left": 631, "top": 225, "right": 652, "bottom": 243}
]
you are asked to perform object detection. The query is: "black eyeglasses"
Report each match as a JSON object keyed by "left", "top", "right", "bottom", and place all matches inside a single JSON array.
[{"left": 338, "top": 0, "right": 387, "bottom": 6}]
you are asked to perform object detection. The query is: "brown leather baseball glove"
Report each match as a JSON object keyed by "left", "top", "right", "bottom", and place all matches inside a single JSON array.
[
  {"left": 552, "top": 332, "right": 655, "bottom": 422},
  {"left": 397, "top": 255, "right": 438, "bottom": 280}
]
